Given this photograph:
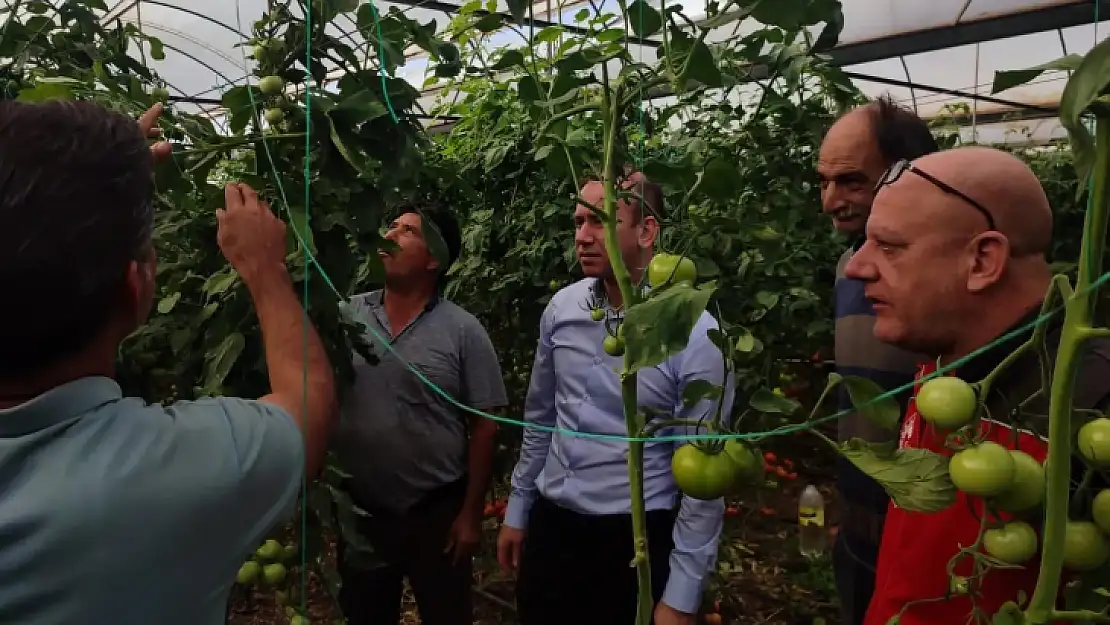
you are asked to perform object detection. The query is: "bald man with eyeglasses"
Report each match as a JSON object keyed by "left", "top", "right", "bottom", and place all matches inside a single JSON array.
[{"left": 847, "top": 146, "right": 1110, "bottom": 625}]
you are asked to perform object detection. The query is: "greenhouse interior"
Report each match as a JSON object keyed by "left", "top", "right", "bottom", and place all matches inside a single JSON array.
[{"left": 96, "top": 0, "right": 1109, "bottom": 145}]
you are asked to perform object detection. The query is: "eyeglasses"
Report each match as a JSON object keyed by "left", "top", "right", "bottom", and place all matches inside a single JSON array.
[{"left": 875, "top": 159, "right": 996, "bottom": 231}]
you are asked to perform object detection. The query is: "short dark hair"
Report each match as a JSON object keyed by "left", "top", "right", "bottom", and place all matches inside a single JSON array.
[
  {"left": 397, "top": 201, "right": 461, "bottom": 279},
  {"left": 0, "top": 100, "right": 155, "bottom": 377},
  {"left": 866, "top": 93, "right": 940, "bottom": 165}
]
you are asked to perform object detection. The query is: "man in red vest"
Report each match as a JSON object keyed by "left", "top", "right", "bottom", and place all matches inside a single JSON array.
[{"left": 844, "top": 146, "right": 1110, "bottom": 625}]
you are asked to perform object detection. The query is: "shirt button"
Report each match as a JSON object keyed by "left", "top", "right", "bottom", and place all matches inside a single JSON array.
[{"left": 594, "top": 357, "right": 602, "bottom": 365}]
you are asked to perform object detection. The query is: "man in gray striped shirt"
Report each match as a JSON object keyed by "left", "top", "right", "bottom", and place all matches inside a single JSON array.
[{"left": 817, "top": 94, "right": 937, "bottom": 625}]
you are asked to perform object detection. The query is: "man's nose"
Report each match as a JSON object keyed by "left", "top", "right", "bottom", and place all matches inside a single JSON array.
[
  {"left": 822, "top": 186, "right": 846, "bottom": 212},
  {"left": 844, "top": 243, "right": 874, "bottom": 280},
  {"left": 574, "top": 226, "right": 592, "bottom": 245}
]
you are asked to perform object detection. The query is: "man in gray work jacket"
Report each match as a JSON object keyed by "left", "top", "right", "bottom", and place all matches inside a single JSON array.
[{"left": 335, "top": 202, "right": 508, "bottom": 625}]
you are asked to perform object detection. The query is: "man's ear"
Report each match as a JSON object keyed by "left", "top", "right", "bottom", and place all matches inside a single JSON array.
[
  {"left": 639, "top": 215, "right": 659, "bottom": 249},
  {"left": 966, "top": 232, "right": 1010, "bottom": 293}
]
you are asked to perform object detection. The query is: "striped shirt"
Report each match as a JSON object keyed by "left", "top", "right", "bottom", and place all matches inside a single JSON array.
[{"left": 833, "top": 242, "right": 922, "bottom": 542}]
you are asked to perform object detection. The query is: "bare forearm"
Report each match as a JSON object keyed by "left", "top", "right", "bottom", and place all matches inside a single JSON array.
[
  {"left": 246, "top": 266, "right": 338, "bottom": 477},
  {"left": 463, "top": 418, "right": 498, "bottom": 518}
]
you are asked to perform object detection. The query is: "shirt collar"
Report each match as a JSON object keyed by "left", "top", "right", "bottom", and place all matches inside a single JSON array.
[
  {"left": 368, "top": 289, "right": 440, "bottom": 312},
  {"left": 0, "top": 376, "right": 122, "bottom": 437}
]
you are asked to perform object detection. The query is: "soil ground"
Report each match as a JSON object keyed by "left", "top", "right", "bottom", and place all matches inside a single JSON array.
[{"left": 227, "top": 428, "right": 843, "bottom": 625}]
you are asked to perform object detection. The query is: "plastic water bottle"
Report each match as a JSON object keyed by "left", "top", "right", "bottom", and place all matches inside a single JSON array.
[{"left": 798, "top": 484, "right": 827, "bottom": 558}]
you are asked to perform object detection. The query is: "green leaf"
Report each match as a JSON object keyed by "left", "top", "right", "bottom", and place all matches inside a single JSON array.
[
  {"left": 839, "top": 374, "right": 901, "bottom": 431},
  {"left": 157, "top": 292, "right": 181, "bottom": 315},
  {"left": 681, "top": 379, "right": 722, "bottom": 409},
  {"left": 472, "top": 13, "right": 503, "bottom": 32},
  {"left": 697, "top": 157, "right": 741, "bottom": 202},
  {"left": 517, "top": 74, "right": 541, "bottom": 103},
  {"left": 506, "top": 0, "right": 528, "bottom": 23},
  {"left": 203, "top": 332, "right": 245, "bottom": 391},
  {"left": 622, "top": 282, "right": 714, "bottom": 373},
  {"left": 750, "top": 387, "right": 801, "bottom": 414},
  {"left": 751, "top": 0, "right": 807, "bottom": 30},
  {"left": 534, "top": 26, "right": 564, "bottom": 44},
  {"left": 17, "top": 81, "right": 75, "bottom": 102},
  {"left": 420, "top": 209, "right": 450, "bottom": 271},
  {"left": 991, "top": 54, "right": 1083, "bottom": 95},
  {"left": 1057, "top": 39, "right": 1110, "bottom": 189},
  {"left": 490, "top": 49, "right": 525, "bottom": 70},
  {"left": 838, "top": 439, "right": 957, "bottom": 514},
  {"left": 146, "top": 35, "right": 166, "bottom": 60},
  {"left": 626, "top": 0, "right": 662, "bottom": 37},
  {"left": 679, "top": 41, "right": 722, "bottom": 89},
  {"left": 810, "top": 2, "right": 843, "bottom": 53}
]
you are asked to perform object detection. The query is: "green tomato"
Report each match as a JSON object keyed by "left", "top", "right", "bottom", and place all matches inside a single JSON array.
[
  {"left": 252, "top": 44, "right": 268, "bottom": 60},
  {"left": 915, "top": 376, "right": 978, "bottom": 430},
  {"left": 1078, "top": 418, "right": 1110, "bottom": 468},
  {"left": 722, "top": 439, "right": 761, "bottom": 486},
  {"left": 264, "top": 107, "right": 285, "bottom": 124},
  {"left": 647, "top": 253, "right": 696, "bottom": 289},
  {"left": 672, "top": 444, "right": 736, "bottom": 501},
  {"left": 993, "top": 450, "right": 1045, "bottom": 513},
  {"left": 236, "top": 560, "right": 261, "bottom": 585},
  {"left": 289, "top": 615, "right": 309, "bottom": 625},
  {"left": 949, "top": 441, "right": 1016, "bottom": 498},
  {"left": 262, "top": 562, "right": 287, "bottom": 585},
  {"left": 590, "top": 308, "right": 605, "bottom": 322},
  {"left": 548, "top": 279, "right": 560, "bottom": 292},
  {"left": 151, "top": 86, "right": 169, "bottom": 102},
  {"left": 259, "top": 75, "right": 285, "bottom": 95},
  {"left": 1063, "top": 521, "right": 1110, "bottom": 571},
  {"left": 1093, "top": 489, "right": 1110, "bottom": 535},
  {"left": 603, "top": 335, "right": 624, "bottom": 357},
  {"left": 255, "top": 538, "right": 283, "bottom": 562},
  {"left": 983, "top": 520, "right": 1038, "bottom": 564}
]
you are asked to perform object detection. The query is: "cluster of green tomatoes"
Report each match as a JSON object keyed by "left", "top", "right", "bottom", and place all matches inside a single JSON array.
[
  {"left": 251, "top": 39, "right": 288, "bottom": 126},
  {"left": 236, "top": 538, "right": 295, "bottom": 589},
  {"left": 915, "top": 376, "right": 1110, "bottom": 572}
]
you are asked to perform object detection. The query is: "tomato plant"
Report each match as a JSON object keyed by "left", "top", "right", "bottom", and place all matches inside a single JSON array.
[
  {"left": 723, "top": 439, "right": 762, "bottom": 487},
  {"left": 915, "top": 376, "right": 979, "bottom": 430},
  {"left": 672, "top": 445, "right": 737, "bottom": 501},
  {"left": 983, "top": 521, "right": 1039, "bottom": 565},
  {"left": 950, "top": 442, "right": 1017, "bottom": 498}
]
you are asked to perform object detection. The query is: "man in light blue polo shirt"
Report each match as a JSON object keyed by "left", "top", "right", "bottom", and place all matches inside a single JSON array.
[
  {"left": 0, "top": 101, "right": 338, "bottom": 625},
  {"left": 496, "top": 173, "right": 733, "bottom": 625}
]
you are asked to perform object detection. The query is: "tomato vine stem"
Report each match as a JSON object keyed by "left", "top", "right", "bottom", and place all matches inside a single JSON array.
[
  {"left": 597, "top": 72, "right": 654, "bottom": 625},
  {"left": 1027, "top": 117, "right": 1110, "bottom": 624}
]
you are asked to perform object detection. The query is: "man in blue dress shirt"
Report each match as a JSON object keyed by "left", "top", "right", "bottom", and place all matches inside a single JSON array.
[{"left": 497, "top": 173, "right": 733, "bottom": 625}]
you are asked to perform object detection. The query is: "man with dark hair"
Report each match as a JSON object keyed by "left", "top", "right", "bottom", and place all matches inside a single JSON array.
[
  {"left": 497, "top": 172, "right": 734, "bottom": 625},
  {"left": 0, "top": 100, "right": 338, "bottom": 624},
  {"left": 816, "top": 93, "right": 939, "bottom": 625},
  {"left": 848, "top": 147, "right": 1110, "bottom": 624},
  {"left": 335, "top": 202, "right": 507, "bottom": 625}
]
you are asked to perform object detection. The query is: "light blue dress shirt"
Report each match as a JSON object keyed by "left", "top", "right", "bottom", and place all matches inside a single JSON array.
[{"left": 505, "top": 278, "right": 735, "bottom": 614}]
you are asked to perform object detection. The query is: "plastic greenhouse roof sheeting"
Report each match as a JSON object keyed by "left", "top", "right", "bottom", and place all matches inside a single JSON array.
[{"left": 53, "top": 0, "right": 1110, "bottom": 143}]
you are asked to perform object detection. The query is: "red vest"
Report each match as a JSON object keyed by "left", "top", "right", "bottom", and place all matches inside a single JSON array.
[{"left": 864, "top": 362, "right": 1063, "bottom": 625}]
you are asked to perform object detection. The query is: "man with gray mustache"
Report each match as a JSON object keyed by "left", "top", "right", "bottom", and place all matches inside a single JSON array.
[{"left": 815, "top": 94, "right": 938, "bottom": 625}]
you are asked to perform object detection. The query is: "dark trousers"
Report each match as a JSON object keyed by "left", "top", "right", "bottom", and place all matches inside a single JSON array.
[
  {"left": 516, "top": 496, "right": 678, "bottom": 625},
  {"left": 832, "top": 529, "right": 881, "bottom": 625},
  {"left": 834, "top": 457, "right": 887, "bottom": 625},
  {"left": 337, "top": 479, "right": 472, "bottom": 625}
]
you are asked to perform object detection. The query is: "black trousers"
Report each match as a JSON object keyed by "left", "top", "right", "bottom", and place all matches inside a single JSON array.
[
  {"left": 832, "top": 529, "right": 881, "bottom": 625},
  {"left": 516, "top": 496, "right": 678, "bottom": 625},
  {"left": 337, "top": 479, "right": 472, "bottom": 625}
]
